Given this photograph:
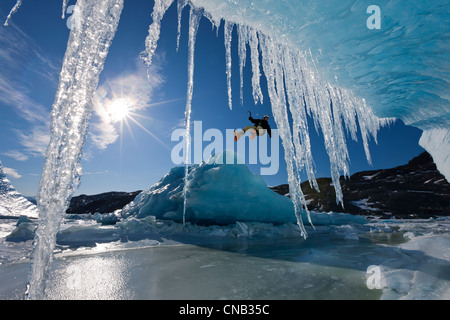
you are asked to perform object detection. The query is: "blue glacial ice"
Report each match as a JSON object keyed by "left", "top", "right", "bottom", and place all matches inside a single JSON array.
[
  {"left": 122, "top": 151, "right": 367, "bottom": 226},
  {"left": 123, "top": 152, "right": 296, "bottom": 225}
]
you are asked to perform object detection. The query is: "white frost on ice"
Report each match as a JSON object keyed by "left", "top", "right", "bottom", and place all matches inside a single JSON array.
[{"left": 140, "top": 0, "right": 175, "bottom": 71}]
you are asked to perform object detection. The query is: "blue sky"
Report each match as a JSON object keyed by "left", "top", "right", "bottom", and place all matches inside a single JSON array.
[{"left": 0, "top": 0, "right": 425, "bottom": 197}]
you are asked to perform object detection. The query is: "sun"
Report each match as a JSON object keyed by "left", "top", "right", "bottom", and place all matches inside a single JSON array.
[{"left": 107, "top": 98, "right": 131, "bottom": 123}]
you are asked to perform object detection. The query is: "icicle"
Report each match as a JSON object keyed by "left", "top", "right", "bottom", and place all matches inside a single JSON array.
[
  {"left": 62, "top": 0, "right": 69, "bottom": 19},
  {"left": 224, "top": 21, "right": 234, "bottom": 110},
  {"left": 182, "top": 6, "right": 202, "bottom": 226},
  {"left": 141, "top": 0, "right": 175, "bottom": 73},
  {"left": 237, "top": 25, "right": 248, "bottom": 105},
  {"left": 4, "top": 0, "right": 23, "bottom": 26},
  {"left": 176, "top": 0, "right": 188, "bottom": 52},
  {"left": 25, "top": 0, "right": 124, "bottom": 300},
  {"left": 298, "top": 48, "right": 350, "bottom": 206},
  {"left": 258, "top": 33, "right": 310, "bottom": 238},
  {"left": 329, "top": 85, "right": 351, "bottom": 181},
  {"left": 334, "top": 88, "right": 359, "bottom": 143},
  {"left": 248, "top": 27, "right": 263, "bottom": 105},
  {"left": 356, "top": 98, "right": 379, "bottom": 166}
]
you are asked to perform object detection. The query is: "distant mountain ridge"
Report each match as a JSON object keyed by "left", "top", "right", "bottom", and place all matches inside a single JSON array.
[
  {"left": 66, "top": 191, "right": 142, "bottom": 214},
  {"left": 271, "top": 152, "right": 450, "bottom": 218}
]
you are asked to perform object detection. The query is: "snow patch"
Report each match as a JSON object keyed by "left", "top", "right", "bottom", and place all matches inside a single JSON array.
[
  {"left": 349, "top": 198, "right": 381, "bottom": 212},
  {"left": 362, "top": 172, "right": 380, "bottom": 180},
  {"left": 0, "top": 162, "right": 38, "bottom": 219}
]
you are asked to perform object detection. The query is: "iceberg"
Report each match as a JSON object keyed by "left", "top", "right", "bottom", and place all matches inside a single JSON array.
[{"left": 123, "top": 151, "right": 297, "bottom": 225}]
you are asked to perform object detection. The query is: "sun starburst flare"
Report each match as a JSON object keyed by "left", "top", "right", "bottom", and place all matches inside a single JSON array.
[
  {"left": 107, "top": 98, "right": 131, "bottom": 123},
  {"left": 94, "top": 94, "right": 185, "bottom": 152}
]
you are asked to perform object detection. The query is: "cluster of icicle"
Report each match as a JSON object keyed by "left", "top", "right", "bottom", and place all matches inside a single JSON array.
[{"left": 140, "top": 0, "right": 391, "bottom": 237}]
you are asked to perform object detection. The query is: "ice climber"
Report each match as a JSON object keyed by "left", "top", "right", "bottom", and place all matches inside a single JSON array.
[{"left": 234, "top": 111, "right": 272, "bottom": 141}]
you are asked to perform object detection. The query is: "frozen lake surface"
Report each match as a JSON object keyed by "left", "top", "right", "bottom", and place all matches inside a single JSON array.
[{"left": 0, "top": 215, "right": 449, "bottom": 300}]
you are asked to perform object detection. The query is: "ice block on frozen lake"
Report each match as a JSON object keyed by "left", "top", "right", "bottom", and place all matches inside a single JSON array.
[{"left": 123, "top": 151, "right": 296, "bottom": 225}]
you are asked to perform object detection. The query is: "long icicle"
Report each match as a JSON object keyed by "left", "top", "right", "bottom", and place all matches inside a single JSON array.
[
  {"left": 248, "top": 27, "right": 263, "bottom": 105},
  {"left": 25, "top": 0, "right": 124, "bottom": 300},
  {"left": 182, "top": 6, "right": 202, "bottom": 226},
  {"left": 224, "top": 21, "right": 234, "bottom": 110},
  {"left": 141, "top": 0, "right": 175, "bottom": 74},
  {"left": 237, "top": 24, "right": 248, "bottom": 105},
  {"left": 258, "top": 33, "right": 309, "bottom": 237}
]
